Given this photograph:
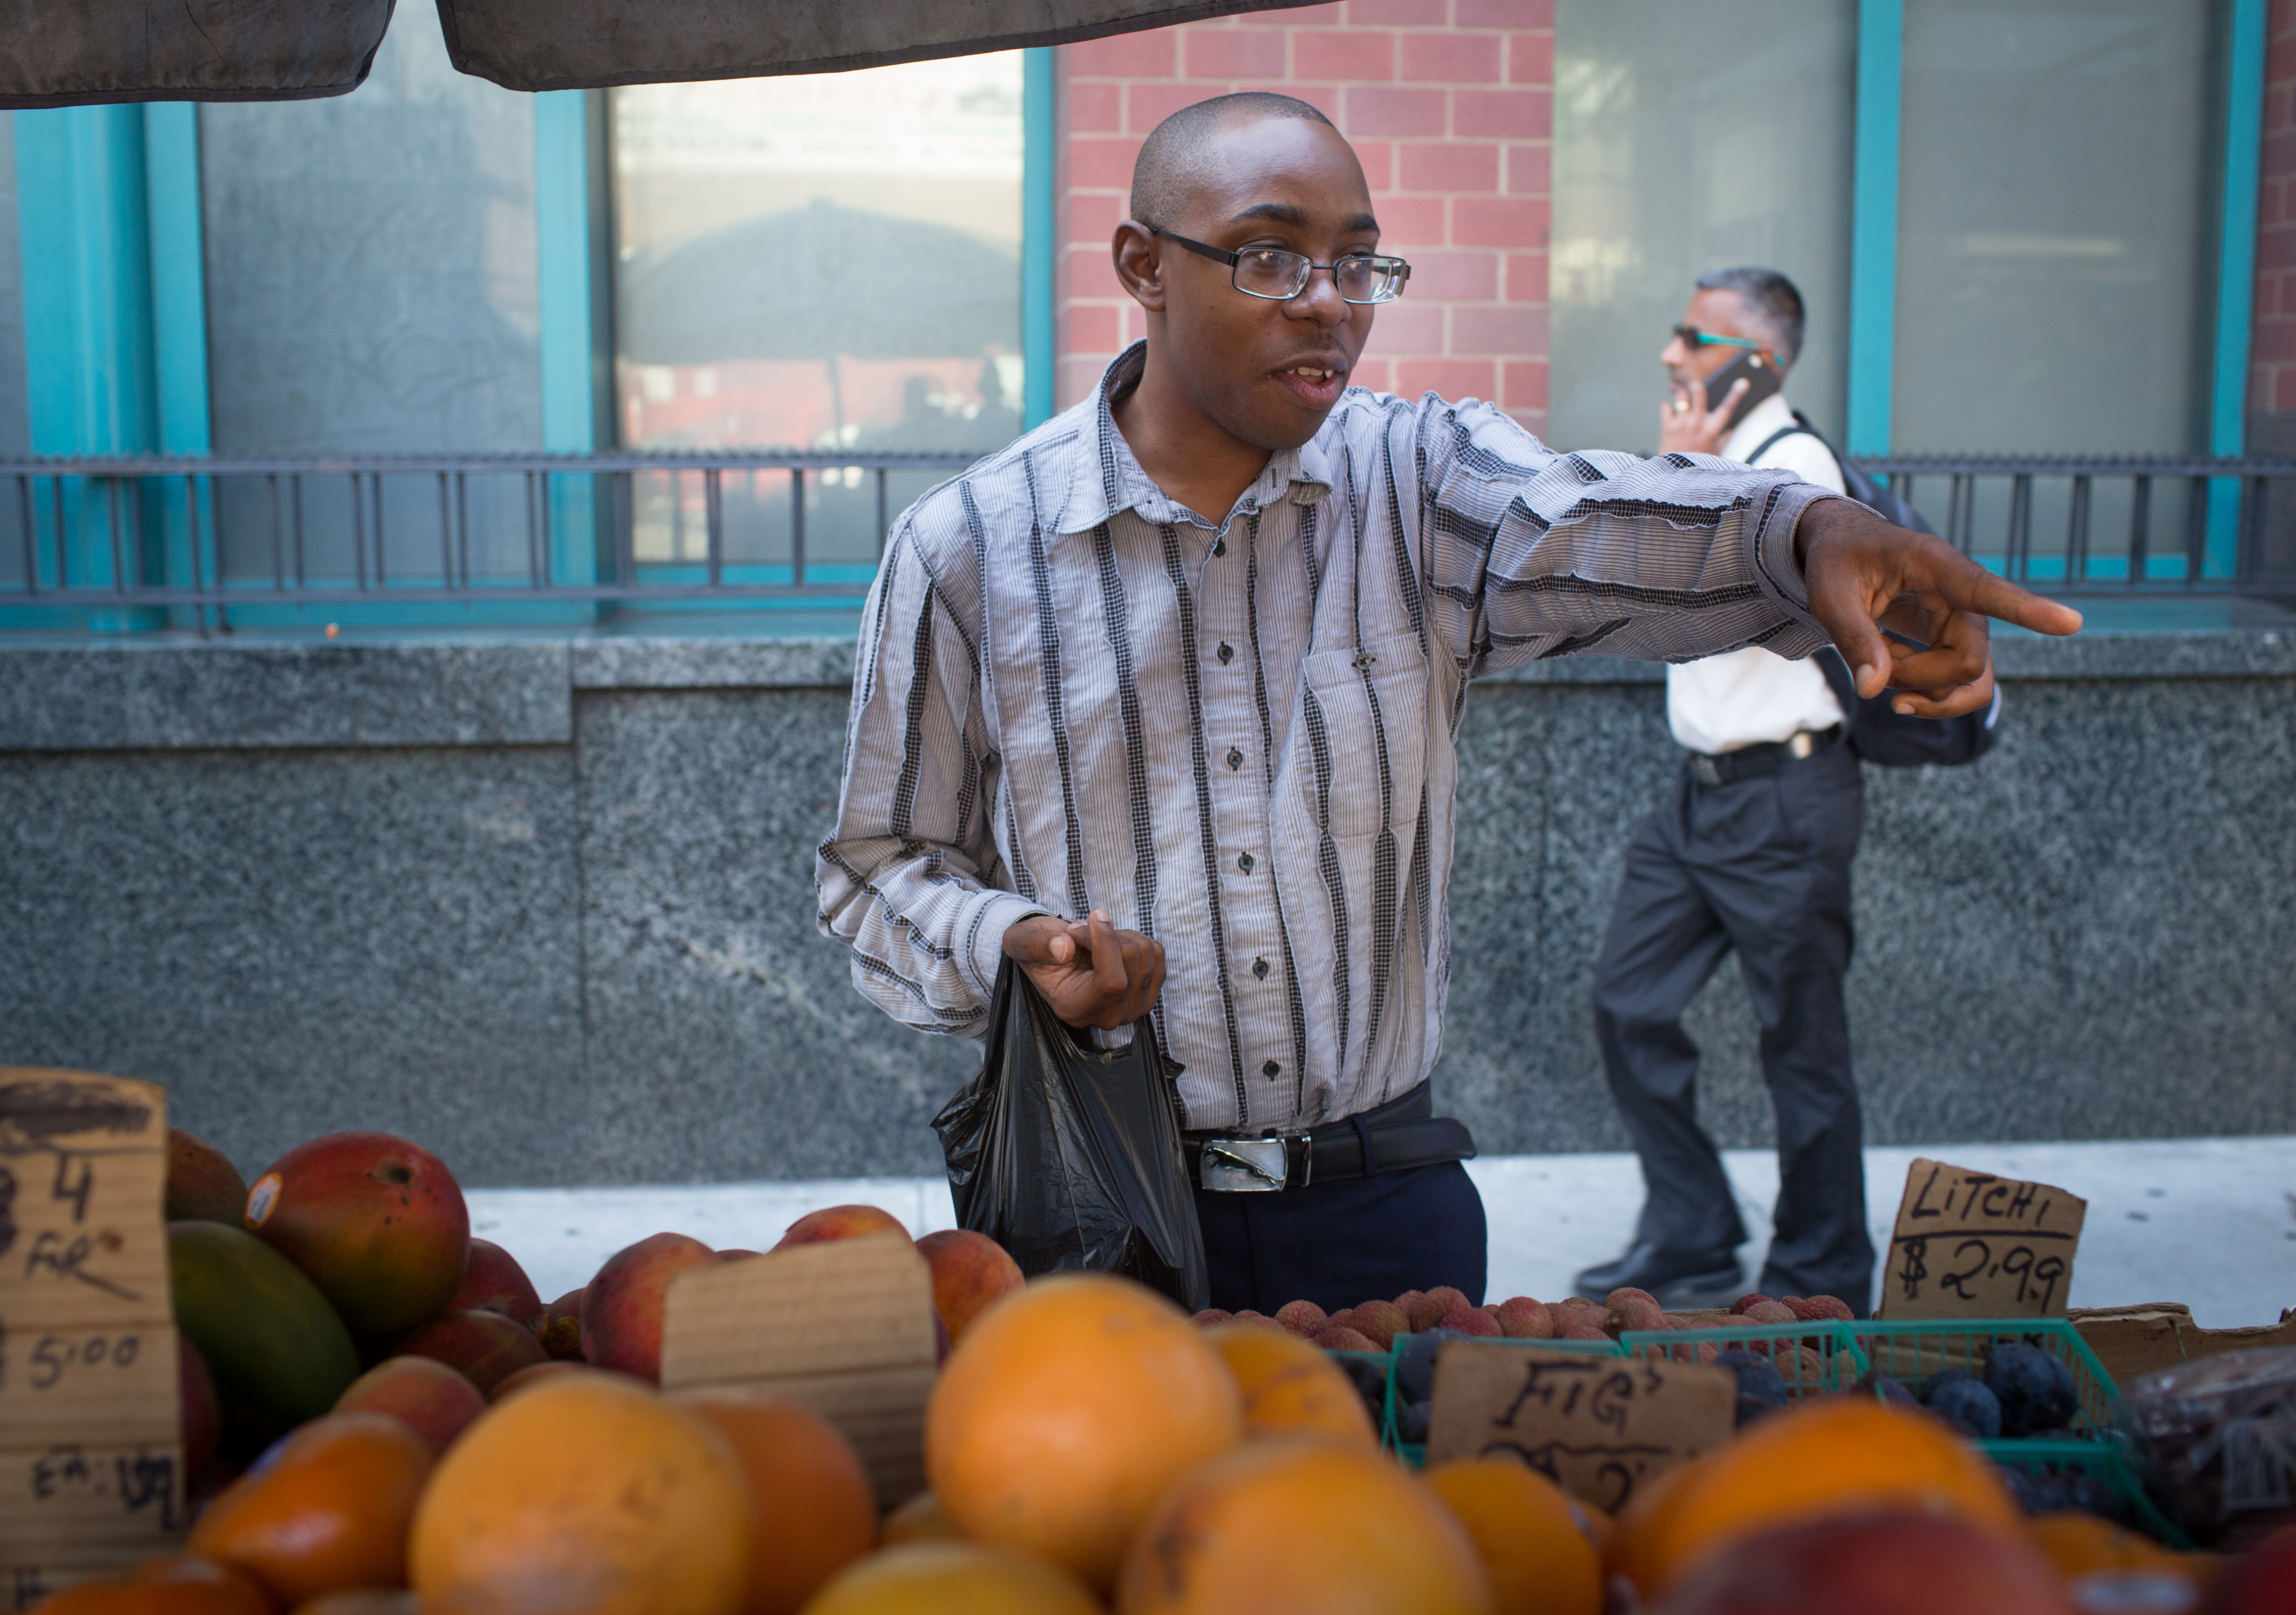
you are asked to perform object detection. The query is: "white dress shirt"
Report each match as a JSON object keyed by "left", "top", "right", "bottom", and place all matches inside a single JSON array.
[
  {"left": 1666, "top": 393, "right": 1850, "bottom": 756},
  {"left": 820, "top": 343, "right": 1841, "bottom": 1131}
]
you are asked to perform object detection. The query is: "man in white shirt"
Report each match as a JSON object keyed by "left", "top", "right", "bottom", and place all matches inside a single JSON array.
[{"left": 1576, "top": 267, "right": 1876, "bottom": 1313}]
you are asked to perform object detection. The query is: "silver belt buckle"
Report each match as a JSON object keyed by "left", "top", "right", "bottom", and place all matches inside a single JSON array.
[{"left": 1199, "top": 1136, "right": 1290, "bottom": 1192}]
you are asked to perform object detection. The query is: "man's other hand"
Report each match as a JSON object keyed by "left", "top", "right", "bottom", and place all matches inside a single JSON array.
[
  {"left": 1657, "top": 374, "right": 1747, "bottom": 457},
  {"left": 1796, "top": 498, "right": 2083, "bottom": 718},
  {"left": 1004, "top": 911, "right": 1167, "bottom": 1031}
]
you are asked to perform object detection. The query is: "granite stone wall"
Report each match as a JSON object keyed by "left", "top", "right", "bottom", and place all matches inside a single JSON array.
[{"left": 2, "top": 630, "right": 2290, "bottom": 1186}]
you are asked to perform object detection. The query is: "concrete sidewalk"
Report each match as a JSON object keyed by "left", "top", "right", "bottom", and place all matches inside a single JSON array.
[{"left": 468, "top": 1135, "right": 2296, "bottom": 1328}]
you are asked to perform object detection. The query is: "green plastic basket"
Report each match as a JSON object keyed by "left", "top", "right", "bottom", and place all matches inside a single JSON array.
[
  {"left": 1852, "top": 1318, "right": 2121, "bottom": 1436},
  {"left": 1618, "top": 1320, "right": 1866, "bottom": 1399},
  {"left": 1380, "top": 1331, "right": 1623, "bottom": 1470},
  {"left": 1984, "top": 1436, "right": 2193, "bottom": 1550}
]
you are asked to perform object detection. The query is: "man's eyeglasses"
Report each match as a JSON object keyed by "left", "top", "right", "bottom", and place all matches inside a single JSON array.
[
  {"left": 1151, "top": 227, "right": 1411, "bottom": 305},
  {"left": 1672, "top": 325, "right": 1763, "bottom": 351}
]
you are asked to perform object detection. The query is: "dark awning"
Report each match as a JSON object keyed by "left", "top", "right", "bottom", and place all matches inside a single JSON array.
[
  {"left": 0, "top": 0, "right": 1326, "bottom": 107},
  {"left": 0, "top": 1, "right": 399, "bottom": 109},
  {"left": 434, "top": 0, "right": 1333, "bottom": 92}
]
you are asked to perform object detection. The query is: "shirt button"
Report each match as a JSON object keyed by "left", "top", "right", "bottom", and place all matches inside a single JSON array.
[
  {"left": 1216, "top": 641, "right": 1234, "bottom": 664},
  {"left": 1212, "top": 537, "right": 1228, "bottom": 557},
  {"left": 1236, "top": 851, "right": 1254, "bottom": 874},
  {"left": 1262, "top": 1060, "right": 1280, "bottom": 1078},
  {"left": 1226, "top": 747, "right": 1243, "bottom": 770},
  {"left": 1252, "top": 957, "right": 1270, "bottom": 979}
]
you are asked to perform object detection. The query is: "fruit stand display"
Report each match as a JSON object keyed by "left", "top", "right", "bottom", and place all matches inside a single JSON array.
[{"left": 16, "top": 1108, "right": 2295, "bottom": 1615}]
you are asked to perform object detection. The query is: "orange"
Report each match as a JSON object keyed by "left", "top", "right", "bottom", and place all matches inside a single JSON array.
[
  {"left": 800, "top": 1543, "right": 1101, "bottom": 1615},
  {"left": 2027, "top": 1511, "right": 2185, "bottom": 1580},
  {"left": 673, "top": 1395, "right": 877, "bottom": 1615},
  {"left": 1428, "top": 1459, "right": 1602, "bottom": 1615},
  {"left": 925, "top": 1273, "right": 1242, "bottom": 1592},
  {"left": 1203, "top": 1320, "right": 1378, "bottom": 1451},
  {"left": 187, "top": 1412, "right": 433, "bottom": 1606},
  {"left": 1617, "top": 1397, "right": 2022, "bottom": 1598},
  {"left": 1603, "top": 1458, "right": 1699, "bottom": 1591},
  {"left": 880, "top": 1492, "right": 964, "bottom": 1546},
  {"left": 1571, "top": 1497, "right": 1615, "bottom": 1560},
  {"left": 410, "top": 1372, "right": 752, "bottom": 1615},
  {"left": 31, "top": 1556, "right": 269, "bottom": 1615},
  {"left": 1114, "top": 1438, "right": 1493, "bottom": 1615}
]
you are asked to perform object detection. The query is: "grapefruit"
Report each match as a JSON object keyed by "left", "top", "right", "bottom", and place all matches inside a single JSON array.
[
  {"left": 1114, "top": 1438, "right": 1493, "bottom": 1614},
  {"left": 410, "top": 1371, "right": 751, "bottom": 1615},
  {"left": 674, "top": 1395, "right": 878, "bottom": 1615},
  {"left": 1202, "top": 1320, "right": 1378, "bottom": 1450},
  {"left": 803, "top": 1543, "right": 1102, "bottom": 1615},
  {"left": 926, "top": 1273, "right": 1243, "bottom": 1592}
]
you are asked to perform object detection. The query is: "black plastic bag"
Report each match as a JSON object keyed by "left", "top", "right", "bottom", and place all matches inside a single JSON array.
[{"left": 933, "top": 957, "right": 1209, "bottom": 1313}]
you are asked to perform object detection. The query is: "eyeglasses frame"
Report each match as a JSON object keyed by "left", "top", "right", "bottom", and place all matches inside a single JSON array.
[
  {"left": 1147, "top": 226, "right": 1412, "bottom": 305},
  {"left": 1672, "top": 324, "right": 1764, "bottom": 352}
]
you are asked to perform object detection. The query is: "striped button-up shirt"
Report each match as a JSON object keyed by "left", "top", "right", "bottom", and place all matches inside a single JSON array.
[{"left": 818, "top": 342, "right": 1838, "bottom": 1132}]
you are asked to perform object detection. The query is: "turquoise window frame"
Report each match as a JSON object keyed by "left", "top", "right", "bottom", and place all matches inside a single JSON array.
[{"left": 1846, "top": 0, "right": 2266, "bottom": 531}]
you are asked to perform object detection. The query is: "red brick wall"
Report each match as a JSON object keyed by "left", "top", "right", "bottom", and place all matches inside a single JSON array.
[
  {"left": 1055, "top": 0, "right": 1555, "bottom": 434},
  {"left": 2255, "top": 0, "right": 2296, "bottom": 432}
]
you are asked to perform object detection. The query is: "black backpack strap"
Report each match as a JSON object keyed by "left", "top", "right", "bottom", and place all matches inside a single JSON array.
[{"left": 1745, "top": 421, "right": 1814, "bottom": 467}]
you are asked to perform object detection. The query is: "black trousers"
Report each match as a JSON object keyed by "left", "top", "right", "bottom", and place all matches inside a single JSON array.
[
  {"left": 1195, "top": 1160, "right": 1487, "bottom": 1316},
  {"left": 1591, "top": 744, "right": 1875, "bottom": 1308}
]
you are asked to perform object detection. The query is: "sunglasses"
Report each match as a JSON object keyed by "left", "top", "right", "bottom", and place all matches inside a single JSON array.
[{"left": 1673, "top": 324, "right": 1763, "bottom": 351}]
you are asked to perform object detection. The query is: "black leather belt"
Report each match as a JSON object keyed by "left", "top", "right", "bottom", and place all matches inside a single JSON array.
[
  {"left": 1685, "top": 724, "right": 1846, "bottom": 787},
  {"left": 1182, "top": 1082, "right": 1477, "bottom": 1192}
]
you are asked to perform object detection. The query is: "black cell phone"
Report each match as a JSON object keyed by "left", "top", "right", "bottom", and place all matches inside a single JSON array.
[{"left": 1702, "top": 349, "right": 1783, "bottom": 429}]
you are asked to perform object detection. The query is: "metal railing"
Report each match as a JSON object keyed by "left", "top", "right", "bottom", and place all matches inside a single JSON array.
[
  {"left": 1, "top": 449, "right": 2292, "bottom": 635},
  {"left": 1854, "top": 454, "right": 2296, "bottom": 595},
  {"left": 0, "top": 450, "right": 987, "bottom": 633}
]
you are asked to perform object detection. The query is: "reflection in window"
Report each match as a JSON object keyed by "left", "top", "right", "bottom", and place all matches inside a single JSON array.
[
  {"left": 1550, "top": 0, "right": 1855, "bottom": 455},
  {"left": 1894, "top": 0, "right": 2217, "bottom": 456},
  {"left": 613, "top": 58, "right": 1024, "bottom": 573}
]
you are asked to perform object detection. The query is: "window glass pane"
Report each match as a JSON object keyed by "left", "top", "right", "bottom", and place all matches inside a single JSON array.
[
  {"left": 1894, "top": 0, "right": 2218, "bottom": 454},
  {"left": 196, "top": 16, "right": 541, "bottom": 581},
  {"left": 1551, "top": 0, "right": 1856, "bottom": 454},
  {"left": 0, "top": 113, "right": 28, "bottom": 459},
  {"left": 612, "top": 56, "right": 1024, "bottom": 458}
]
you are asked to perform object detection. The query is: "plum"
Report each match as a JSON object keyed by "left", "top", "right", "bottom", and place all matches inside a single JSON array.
[
  {"left": 1926, "top": 1375, "right": 2004, "bottom": 1440},
  {"left": 1985, "top": 1342, "right": 2078, "bottom": 1437},
  {"left": 1333, "top": 1353, "right": 1388, "bottom": 1421},
  {"left": 1400, "top": 1398, "right": 1433, "bottom": 1444},
  {"left": 1861, "top": 1372, "right": 1918, "bottom": 1410},
  {"left": 1713, "top": 1347, "right": 1789, "bottom": 1428},
  {"left": 1396, "top": 1328, "right": 1468, "bottom": 1403}
]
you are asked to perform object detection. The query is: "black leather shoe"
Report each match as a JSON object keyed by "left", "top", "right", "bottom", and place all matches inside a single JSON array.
[{"left": 1573, "top": 1242, "right": 1744, "bottom": 1306}]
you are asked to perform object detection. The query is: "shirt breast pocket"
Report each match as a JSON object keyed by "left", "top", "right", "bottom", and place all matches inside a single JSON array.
[{"left": 1295, "top": 632, "right": 1432, "bottom": 843}]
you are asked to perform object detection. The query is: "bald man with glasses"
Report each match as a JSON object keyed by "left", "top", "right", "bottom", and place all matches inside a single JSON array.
[{"left": 818, "top": 99, "right": 2076, "bottom": 1316}]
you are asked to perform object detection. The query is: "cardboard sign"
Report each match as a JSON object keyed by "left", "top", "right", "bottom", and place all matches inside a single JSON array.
[
  {"left": 2070, "top": 1303, "right": 2296, "bottom": 1385},
  {"left": 1424, "top": 1342, "right": 1735, "bottom": 1515},
  {"left": 659, "top": 1230, "right": 936, "bottom": 1509},
  {"left": 0, "top": 1069, "right": 185, "bottom": 1609},
  {"left": 1880, "top": 1157, "right": 2086, "bottom": 1320}
]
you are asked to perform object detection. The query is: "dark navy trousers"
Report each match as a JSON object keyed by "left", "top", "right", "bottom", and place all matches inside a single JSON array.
[
  {"left": 1592, "top": 744, "right": 1875, "bottom": 1310},
  {"left": 1194, "top": 1159, "right": 1487, "bottom": 1315}
]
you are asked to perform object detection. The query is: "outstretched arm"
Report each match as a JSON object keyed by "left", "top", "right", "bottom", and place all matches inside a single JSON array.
[{"left": 1796, "top": 498, "right": 2081, "bottom": 718}]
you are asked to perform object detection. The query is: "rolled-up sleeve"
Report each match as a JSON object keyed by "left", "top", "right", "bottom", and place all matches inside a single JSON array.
[
  {"left": 1407, "top": 397, "right": 1842, "bottom": 675},
  {"left": 816, "top": 522, "right": 1043, "bottom": 1036}
]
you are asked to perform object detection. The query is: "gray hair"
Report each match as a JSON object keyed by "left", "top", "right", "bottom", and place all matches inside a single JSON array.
[
  {"left": 1695, "top": 265, "right": 1805, "bottom": 370},
  {"left": 1131, "top": 93, "right": 1337, "bottom": 229}
]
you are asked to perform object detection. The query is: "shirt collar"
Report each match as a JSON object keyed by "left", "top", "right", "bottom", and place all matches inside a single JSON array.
[{"left": 1050, "top": 341, "right": 1338, "bottom": 535}]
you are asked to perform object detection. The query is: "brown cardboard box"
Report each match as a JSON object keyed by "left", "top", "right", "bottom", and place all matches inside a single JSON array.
[{"left": 2069, "top": 1302, "right": 2296, "bottom": 1387}]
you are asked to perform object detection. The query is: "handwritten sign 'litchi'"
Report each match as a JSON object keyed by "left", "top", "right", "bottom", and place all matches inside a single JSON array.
[
  {"left": 1879, "top": 1157, "right": 2087, "bottom": 1320},
  {"left": 0, "top": 1068, "right": 185, "bottom": 1610},
  {"left": 659, "top": 1230, "right": 936, "bottom": 1509},
  {"left": 1425, "top": 1343, "right": 1735, "bottom": 1514}
]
